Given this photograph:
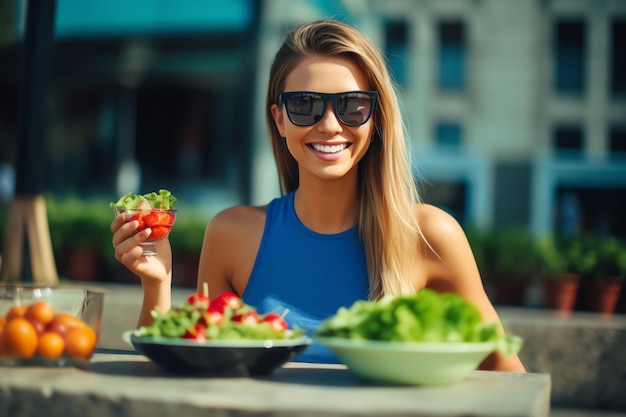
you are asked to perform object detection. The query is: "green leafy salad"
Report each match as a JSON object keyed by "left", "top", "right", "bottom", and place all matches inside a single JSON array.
[
  {"left": 134, "top": 289, "right": 305, "bottom": 341},
  {"left": 316, "top": 288, "right": 522, "bottom": 355},
  {"left": 110, "top": 189, "right": 178, "bottom": 210}
]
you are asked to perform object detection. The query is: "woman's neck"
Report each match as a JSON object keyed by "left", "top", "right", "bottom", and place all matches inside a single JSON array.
[{"left": 293, "top": 175, "right": 360, "bottom": 234}]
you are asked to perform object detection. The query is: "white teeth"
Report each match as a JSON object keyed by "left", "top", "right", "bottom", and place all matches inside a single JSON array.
[{"left": 311, "top": 143, "right": 348, "bottom": 153}]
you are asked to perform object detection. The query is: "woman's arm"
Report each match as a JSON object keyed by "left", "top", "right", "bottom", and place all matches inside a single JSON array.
[
  {"left": 197, "top": 205, "right": 266, "bottom": 300},
  {"left": 417, "top": 205, "right": 527, "bottom": 373},
  {"left": 111, "top": 213, "right": 173, "bottom": 328}
]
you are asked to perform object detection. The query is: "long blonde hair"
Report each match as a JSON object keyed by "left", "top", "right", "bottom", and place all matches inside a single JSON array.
[{"left": 265, "top": 19, "right": 422, "bottom": 299}]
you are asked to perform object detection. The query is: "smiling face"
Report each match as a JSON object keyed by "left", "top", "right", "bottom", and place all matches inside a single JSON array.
[{"left": 271, "top": 55, "right": 375, "bottom": 186}]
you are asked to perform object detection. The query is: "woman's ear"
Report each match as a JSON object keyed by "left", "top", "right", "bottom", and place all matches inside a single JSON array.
[{"left": 271, "top": 104, "right": 286, "bottom": 137}]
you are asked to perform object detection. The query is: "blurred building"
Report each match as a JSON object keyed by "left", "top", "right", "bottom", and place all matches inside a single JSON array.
[{"left": 0, "top": 0, "right": 624, "bottom": 238}]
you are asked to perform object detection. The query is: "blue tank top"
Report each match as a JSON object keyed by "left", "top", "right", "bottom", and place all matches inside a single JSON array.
[{"left": 242, "top": 191, "right": 370, "bottom": 363}]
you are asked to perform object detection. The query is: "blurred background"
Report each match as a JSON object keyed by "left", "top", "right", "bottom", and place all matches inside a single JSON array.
[{"left": 0, "top": 0, "right": 625, "bottom": 311}]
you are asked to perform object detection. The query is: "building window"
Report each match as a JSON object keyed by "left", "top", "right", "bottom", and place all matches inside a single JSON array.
[
  {"left": 610, "top": 19, "right": 626, "bottom": 95},
  {"left": 553, "top": 19, "right": 586, "bottom": 94},
  {"left": 552, "top": 125, "right": 584, "bottom": 157},
  {"left": 422, "top": 181, "right": 468, "bottom": 224},
  {"left": 437, "top": 21, "right": 466, "bottom": 91},
  {"left": 435, "top": 122, "right": 463, "bottom": 149},
  {"left": 384, "top": 19, "right": 409, "bottom": 86},
  {"left": 609, "top": 125, "right": 626, "bottom": 158}
]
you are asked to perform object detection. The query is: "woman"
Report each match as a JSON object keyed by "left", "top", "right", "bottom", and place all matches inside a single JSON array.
[{"left": 111, "top": 19, "right": 526, "bottom": 372}]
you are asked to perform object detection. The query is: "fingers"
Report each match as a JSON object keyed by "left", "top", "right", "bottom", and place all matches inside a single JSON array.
[
  {"left": 111, "top": 214, "right": 151, "bottom": 263},
  {"left": 111, "top": 217, "right": 142, "bottom": 246},
  {"left": 114, "top": 228, "right": 152, "bottom": 261},
  {"left": 117, "top": 244, "right": 146, "bottom": 266},
  {"left": 110, "top": 213, "right": 127, "bottom": 233}
]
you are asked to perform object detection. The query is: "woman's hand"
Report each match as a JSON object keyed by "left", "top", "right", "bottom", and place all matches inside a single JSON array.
[{"left": 110, "top": 213, "right": 172, "bottom": 286}]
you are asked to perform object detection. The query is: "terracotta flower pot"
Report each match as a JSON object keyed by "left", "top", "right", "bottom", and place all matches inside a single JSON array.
[
  {"left": 489, "top": 276, "right": 529, "bottom": 306},
  {"left": 585, "top": 277, "right": 623, "bottom": 315},
  {"left": 542, "top": 274, "right": 579, "bottom": 312}
]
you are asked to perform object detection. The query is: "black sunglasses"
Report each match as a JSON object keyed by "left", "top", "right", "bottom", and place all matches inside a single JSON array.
[{"left": 278, "top": 91, "right": 378, "bottom": 127}]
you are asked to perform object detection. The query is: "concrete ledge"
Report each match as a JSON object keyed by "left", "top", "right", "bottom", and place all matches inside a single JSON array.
[
  {"left": 500, "top": 308, "right": 626, "bottom": 411},
  {"left": 95, "top": 283, "right": 626, "bottom": 412}
]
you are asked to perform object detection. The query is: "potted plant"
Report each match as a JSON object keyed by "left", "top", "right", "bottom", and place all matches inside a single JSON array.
[
  {"left": 536, "top": 235, "right": 592, "bottom": 312},
  {"left": 47, "top": 196, "right": 112, "bottom": 282},
  {"left": 582, "top": 236, "right": 626, "bottom": 315},
  {"left": 481, "top": 227, "right": 539, "bottom": 306}
]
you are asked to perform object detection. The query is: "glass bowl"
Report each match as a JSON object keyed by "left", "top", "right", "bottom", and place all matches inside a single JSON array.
[
  {"left": 316, "top": 337, "right": 495, "bottom": 386},
  {"left": 113, "top": 208, "right": 177, "bottom": 255},
  {"left": 0, "top": 284, "right": 105, "bottom": 366}
]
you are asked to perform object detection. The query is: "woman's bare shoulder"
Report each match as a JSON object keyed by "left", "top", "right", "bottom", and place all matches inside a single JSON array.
[
  {"left": 203, "top": 204, "right": 267, "bottom": 247},
  {"left": 414, "top": 203, "right": 467, "bottom": 249},
  {"left": 199, "top": 205, "right": 268, "bottom": 296},
  {"left": 209, "top": 205, "right": 267, "bottom": 229}
]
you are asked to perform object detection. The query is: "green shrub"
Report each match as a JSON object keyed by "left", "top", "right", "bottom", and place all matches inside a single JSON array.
[{"left": 481, "top": 226, "right": 539, "bottom": 281}]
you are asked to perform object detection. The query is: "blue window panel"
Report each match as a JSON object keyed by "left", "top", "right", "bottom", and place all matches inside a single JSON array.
[
  {"left": 552, "top": 125, "right": 584, "bottom": 159},
  {"left": 553, "top": 19, "right": 586, "bottom": 94},
  {"left": 438, "top": 21, "right": 465, "bottom": 91},
  {"left": 439, "top": 46, "right": 464, "bottom": 89},
  {"left": 609, "top": 125, "right": 626, "bottom": 159},
  {"left": 435, "top": 122, "right": 463, "bottom": 148},
  {"left": 610, "top": 19, "right": 626, "bottom": 95},
  {"left": 385, "top": 20, "right": 409, "bottom": 86}
]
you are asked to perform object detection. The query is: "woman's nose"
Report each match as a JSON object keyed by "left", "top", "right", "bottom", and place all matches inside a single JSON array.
[{"left": 316, "top": 101, "right": 342, "bottom": 132}]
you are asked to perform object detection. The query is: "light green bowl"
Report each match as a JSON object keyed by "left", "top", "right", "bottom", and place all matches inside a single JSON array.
[{"left": 317, "top": 337, "right": 496, "bottom": 386}]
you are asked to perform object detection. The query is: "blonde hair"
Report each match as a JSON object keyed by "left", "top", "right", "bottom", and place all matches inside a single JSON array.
[{"left": 265, "top": 19, "right": 422, "bottom": 299}]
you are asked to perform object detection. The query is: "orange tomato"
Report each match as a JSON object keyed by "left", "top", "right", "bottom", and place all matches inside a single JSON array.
[
  {"left": 26, "top": 318, "right": 46, "bottom": 336},
  {"left": 4, "top": 317, "right": 38, "bottom": 358},
  {"left": 2, "top": 302, "right": 97, "bottom": 361},
  {"left": 36, "top": 332, "right": 65, "bottom": 359},
  {"left": 64, "top": 326, "right": 97, "bottom": 360},
  {"left": 5, "top": 305, "right": 27, "bottom": 321},
  {"left": 47, "top": 313, "right": 87, "bottom": 337},
  {"left": 25, "top": 300, "right": 55, "bottom": 326}
]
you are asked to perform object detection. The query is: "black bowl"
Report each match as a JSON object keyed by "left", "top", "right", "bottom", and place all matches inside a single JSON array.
[{"left": 124, "top": 332, "right": 312, "bottom": 376}]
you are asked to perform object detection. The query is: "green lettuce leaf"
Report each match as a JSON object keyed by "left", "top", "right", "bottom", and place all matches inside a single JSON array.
[
  {"left": 316, "top": 288, "right": 523, "bottom": 355},
  {"left": 110, "top": 189, "right": 177, "bottom": 210}
]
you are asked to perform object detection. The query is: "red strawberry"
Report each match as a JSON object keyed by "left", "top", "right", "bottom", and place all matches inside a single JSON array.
[
  {"left": 183, "top": 324, "right": 207, "bottom": 342},
  {"left": 143, "top": 210, "right": 174, "bottom": 239},
  {"left": 144, "top": 211, "right": 174, "bottom": 227},
  {"left": 207, "top": 309, "right": 224, "bottom": 325},
  {"left": 262, "top": 313, "right": 288, "bottom": 332},
  {"left": 232, "top": 311, "right": 259, "bottom": 325},
  {"left": 129, "top": 212, "right": 146, "bottom": 230},
  {"left": 200, "top": 307, "right": 224, "bottom": 326},
  {"left": 149, "top": 226, "right": 171, "bottom": 240},
  {"left": 211, "top": 292, "right": 243, "bottom": 311},
  {"left": 187, "top": 293, "right": 209, "bottom": 307}
]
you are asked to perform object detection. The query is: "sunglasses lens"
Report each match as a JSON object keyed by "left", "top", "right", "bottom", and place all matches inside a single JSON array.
[
  {"left": 285, "top": 94, "right": 324, "bottom": 126},
  {"left": 336, "top": 93, "right": 373, "bottom": 126},
  {"left": 283, "top": 92, "right": 375, "bottom": 126}
]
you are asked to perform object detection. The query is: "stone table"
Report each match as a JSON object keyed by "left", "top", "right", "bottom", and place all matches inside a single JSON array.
[{"left": 0, "top": 349, "right": 551, "bottom": 417}]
